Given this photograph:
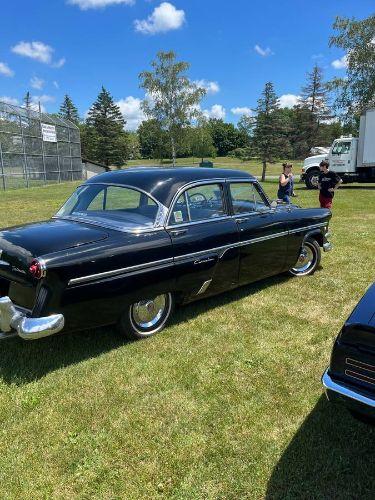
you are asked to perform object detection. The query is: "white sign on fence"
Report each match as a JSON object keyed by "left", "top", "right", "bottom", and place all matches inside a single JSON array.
[{"left": 41, "top": 123, "right": 57, "bottom": 142}]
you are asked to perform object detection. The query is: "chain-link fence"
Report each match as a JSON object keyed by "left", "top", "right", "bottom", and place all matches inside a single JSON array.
[{"left": 0, "top": 101, "right": 82, "bottom": 190}]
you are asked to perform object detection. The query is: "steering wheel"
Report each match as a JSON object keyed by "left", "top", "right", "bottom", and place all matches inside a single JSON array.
[{"left": 188, "top": 192, "right": 207, "bottom": 203}]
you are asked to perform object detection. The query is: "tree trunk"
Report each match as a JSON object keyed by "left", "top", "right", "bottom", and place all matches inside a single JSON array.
[
  {"left": 171, "top": 136, "right": 176, "bottom": 167},
  {"left": 261, "top": 160, "right": 267, "bottom": 182}
]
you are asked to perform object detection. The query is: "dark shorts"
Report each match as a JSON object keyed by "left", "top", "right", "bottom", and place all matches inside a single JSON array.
[{"left": 319, "top": 193, "right": 333, "bottom": 209}]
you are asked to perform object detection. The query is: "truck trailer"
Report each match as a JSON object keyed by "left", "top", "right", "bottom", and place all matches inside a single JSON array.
[{"left": 301, "top": 108, "right": 375, "bottom": 189}]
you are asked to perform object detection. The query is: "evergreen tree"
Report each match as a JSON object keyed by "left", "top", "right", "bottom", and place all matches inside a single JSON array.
[
  {"left": 297, "top": 65, "right": 331, "bottom": 152},
  {"left": 86, "top": 87, "right": 127, "bottom": 166},
  {"left": 139, "top": 51, "right": 206, "bottom": 166},
  {"left": 252, "top": 82, "right": 291, "bottom": 181},
  {"left": 59, "top": 95, "right": 80, "bottom": 124}
]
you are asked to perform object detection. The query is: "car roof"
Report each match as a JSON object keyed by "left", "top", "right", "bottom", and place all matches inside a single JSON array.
[{"left": 85, "top": 166, "right": 256, "bottom": 206}]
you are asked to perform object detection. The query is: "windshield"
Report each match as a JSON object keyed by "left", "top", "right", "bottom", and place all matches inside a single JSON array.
[{"left": 55, "top": 184, "right": 160, "bottom": 230}]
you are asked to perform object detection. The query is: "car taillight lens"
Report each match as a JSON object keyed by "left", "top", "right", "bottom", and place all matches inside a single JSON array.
[{"left": 29, "top": 259, "right": 45, "bottom": 279}]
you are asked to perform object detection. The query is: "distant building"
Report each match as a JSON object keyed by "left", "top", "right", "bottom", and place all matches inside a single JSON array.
[{"left": 82, "top": 158, "right": 110, "bottom": 179}]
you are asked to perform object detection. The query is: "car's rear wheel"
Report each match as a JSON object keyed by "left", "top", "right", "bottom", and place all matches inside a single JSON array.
[
  {"left": 289, "top": 238, "right": 321, "bottom": 277},
  {"left": 118, "top": 292, "right": 174, "bottom": 340}
]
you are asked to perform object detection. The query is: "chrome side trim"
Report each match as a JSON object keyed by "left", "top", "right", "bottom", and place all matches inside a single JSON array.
[
  {"left": 68, "top": 257, "right": 174, "bottom": 285},
  {"left": 67, "top": 223, "right": 323, "bottom": 287},
  {"left": 322, "top": 369, "right": 375, "bottom": 408},
  {"left": 289, "top": 222, "right": 327, "bottom": 234},
  {"left": 197, "top": 279, "right": 212, "bottom": 295}
]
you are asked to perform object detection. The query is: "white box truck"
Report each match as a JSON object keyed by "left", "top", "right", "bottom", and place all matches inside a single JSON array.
[{"left": 301, "top": 108, "right": 375, "bottom": 188}]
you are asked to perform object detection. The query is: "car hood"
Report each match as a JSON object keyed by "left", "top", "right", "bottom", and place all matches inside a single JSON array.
[{"left": 0, "top": 219, "right": 109, "bottom": 265}]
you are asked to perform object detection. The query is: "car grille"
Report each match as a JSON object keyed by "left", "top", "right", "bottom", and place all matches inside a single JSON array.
[{"left": 345, "top": 357, "right": 375, "bottom": 386}]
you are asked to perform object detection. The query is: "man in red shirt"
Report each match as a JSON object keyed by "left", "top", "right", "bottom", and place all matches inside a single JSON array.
[{"left": 318, "top": 160, "right": 342, "bottom": 209}]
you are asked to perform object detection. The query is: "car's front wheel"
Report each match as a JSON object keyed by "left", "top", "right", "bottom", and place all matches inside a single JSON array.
[
  {"left": 289, "top": 238, "right": 321, "bottom": 277},
  {"left": 118, "top": 292, "right": 174, "bottom": 340}
]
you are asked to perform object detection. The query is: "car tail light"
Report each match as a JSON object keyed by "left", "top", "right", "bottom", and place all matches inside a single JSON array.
[{"left": 29, "top": 259, "right": 46, "bottom": 280}]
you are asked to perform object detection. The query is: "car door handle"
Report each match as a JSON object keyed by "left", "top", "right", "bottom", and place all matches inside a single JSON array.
[
  {"left": 170, "top": 229, "right": 187, "bottom": 236},
  {"left": 194, "top": 256, "right": 216, "bottom": 265},
  {"left": 235, "top": 218, "right": 249, "bottom": 224}
]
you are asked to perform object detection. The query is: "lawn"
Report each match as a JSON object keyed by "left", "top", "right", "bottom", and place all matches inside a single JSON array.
[{"left": 0, "top": 174, "right": 374, "bottom": 499}]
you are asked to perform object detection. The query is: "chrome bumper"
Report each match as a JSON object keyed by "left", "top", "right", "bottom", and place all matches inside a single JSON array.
[
  {"left": 322, "top": 368, "right": 375, "bottom": 409},
  {"left": 0, "top": 296, "right": 64, "bottom": 340}
]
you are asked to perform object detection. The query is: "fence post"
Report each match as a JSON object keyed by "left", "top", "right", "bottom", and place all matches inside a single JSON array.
[
  {"left": 0, "top": 140, "right": 5, "bottom": 191},
  {"left": 19, "top": 114, "right": 29, "bottom": 188}
]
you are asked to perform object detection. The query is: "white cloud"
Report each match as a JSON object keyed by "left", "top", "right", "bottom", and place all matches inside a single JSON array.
[
  {"left": 278, "top": 94, "right": 300, "bottom": 108},
  {"left": 116, "top": 96, "right": 146, "bottom": 130},
  {"left": 202, "top": 104, "right": 226, "bottom": 120},
  {"left": 254, "top": 44, "right": 273, "bottom": 57},
  {"left": 53, "top": 81, "right": 59, "bottom": 89},
  {"left": 312, "top": 53, "right": 324, "bottom": 60},
  {"left": 134, "top": 2, "right": 185, "bottom": 35},
  {"left": 30, "top": 76, "right": 45, "bottom": 90},
  {"left": 331, "top": 54, "right": 348, "bottom": 69},
  {"left": 0, "top": 96, "right": 19, "bottom": 105},
  {"left": 194, "top": 79, "right": 220, "bottom": 95},
  {"left": 27, "top": 94, "right": 55, "bottom": 112},
  {"left": 11, "top": 41, "right": 65, "bottom": 67},
  {"left": 68, "top": 0, "right": 134, "bottom": 9},
  {"left": 0, "top": 62, "right": 14, "bottom": 77},
  {"left": 12, "top": 41, "right": 53, "bottom": 63},
  {"left": 52, "top": 58, "right": 66, "bottom": 68},
  {"left": 231, "top": 107, "right": 252, "bottom": 116}
]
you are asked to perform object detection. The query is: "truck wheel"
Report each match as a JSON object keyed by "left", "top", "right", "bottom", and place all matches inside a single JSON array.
[
  {"left": 305, "top": 169, "right": 320, "bottom": 189},
  {"left": 289, "top": 238, "right": 321, "bottom": 277},
  {"left": 117, "top": 293, "right": 174, "bottom": 340}
]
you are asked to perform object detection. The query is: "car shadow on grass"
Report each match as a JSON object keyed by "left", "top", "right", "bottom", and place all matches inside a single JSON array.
[
  {"left": 0, "top": 273, "right": 295, "bottom": 385},
  {"left": 265, "top": 395, "right": 375, "bottom": 499}
]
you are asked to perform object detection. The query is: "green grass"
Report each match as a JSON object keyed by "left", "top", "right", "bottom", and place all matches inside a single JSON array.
[{"left": 0, "top": 174, "right": 374, "bottom": 498}]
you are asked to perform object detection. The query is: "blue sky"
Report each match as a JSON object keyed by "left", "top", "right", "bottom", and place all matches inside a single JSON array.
[{"left": 0, "top": 0, "right": 373, "bottom": 129}]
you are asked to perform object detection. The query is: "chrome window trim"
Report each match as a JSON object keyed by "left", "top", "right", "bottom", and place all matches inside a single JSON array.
[
  {"left": 166, "top": 179, "right": 229, "bottom": 227},
  {"left": 228, "top": 179, "right": 271, "bottom": 214},
  {"left": 54, "top": 182, "right": 168, "bottom": 232},
  {"left": 52, "top": 215, "right": 166, "bottom": 234}
]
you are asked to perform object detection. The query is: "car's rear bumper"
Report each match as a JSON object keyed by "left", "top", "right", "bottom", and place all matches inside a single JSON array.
[
  {"left": 322, "top": 368, "right": 375, "bottom": 418},
  {"left": 0, "top": 296, "right": 64, "bottom": 340}
]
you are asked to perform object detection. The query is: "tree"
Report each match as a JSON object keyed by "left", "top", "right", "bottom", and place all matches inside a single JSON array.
[
  {"left": 59, "top": 95, "right": 80, "bottom": 124},
  {"left": 252, "top": 82, "right": 291, "bottom": 181},
  {"left": 138, "top": 119, "right": 170, "bottom": 160},
  {"left": 296, "top": 65, "right": 332, "bottom": 152},
  {"left": 86, "top": 86, "right": 127, "bottom": 166},
  {"left": 206, "top": 119, "right": 247, "bottom": 156},
  {"left": 139, "top": 51, "right": 206, "bottom": 166},
  {"left": 188, "top": 120, "right": 216, "bottom": 162},
  {"left": 328, "top": 14, "right": 375, "bottom": 119}
]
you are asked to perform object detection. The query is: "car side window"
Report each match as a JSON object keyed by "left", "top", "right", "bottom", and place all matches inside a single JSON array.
[
  {"left": 170, "top": 183, "right": 225, "bottom": 225},
  {"left": 230, "top": 183, "right": 269, "bottom": 214}
]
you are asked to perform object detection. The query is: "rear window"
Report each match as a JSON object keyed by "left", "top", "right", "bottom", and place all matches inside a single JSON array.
[{"left": 56, "top": 184, "right": 159, "bottom": 230}]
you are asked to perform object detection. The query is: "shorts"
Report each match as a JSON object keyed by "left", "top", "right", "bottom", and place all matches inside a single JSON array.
[{"left": 319, "top": 193, "right": 333, "bottom": 209}]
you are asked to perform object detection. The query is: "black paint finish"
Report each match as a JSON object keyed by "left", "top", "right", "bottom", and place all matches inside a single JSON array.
[{"left": 0, "top": 167, "right": 332, "bottom": 334}]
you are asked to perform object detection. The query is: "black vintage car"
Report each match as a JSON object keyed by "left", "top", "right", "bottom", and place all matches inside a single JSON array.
[
  {"left": 0, "top": 167, "right": 332, "bottom": 341},
  {"left": 322, "top": 283, "right": 375, "bottom": 422}
]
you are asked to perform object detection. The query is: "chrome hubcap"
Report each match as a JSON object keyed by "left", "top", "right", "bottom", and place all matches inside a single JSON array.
[
  {"left": 310, "top": 175, "right": 319, "bottom": 187},
  {"left": 131, "top": 295, "right": 167, "bottom": 329},
  {"left": 293, "top": 245, "right": 314, "bottom": 273}
]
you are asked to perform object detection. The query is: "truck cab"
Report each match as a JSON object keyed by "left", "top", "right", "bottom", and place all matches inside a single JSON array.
[{"left": 302, "top": 137, "right": 358, "bottom": 189}]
